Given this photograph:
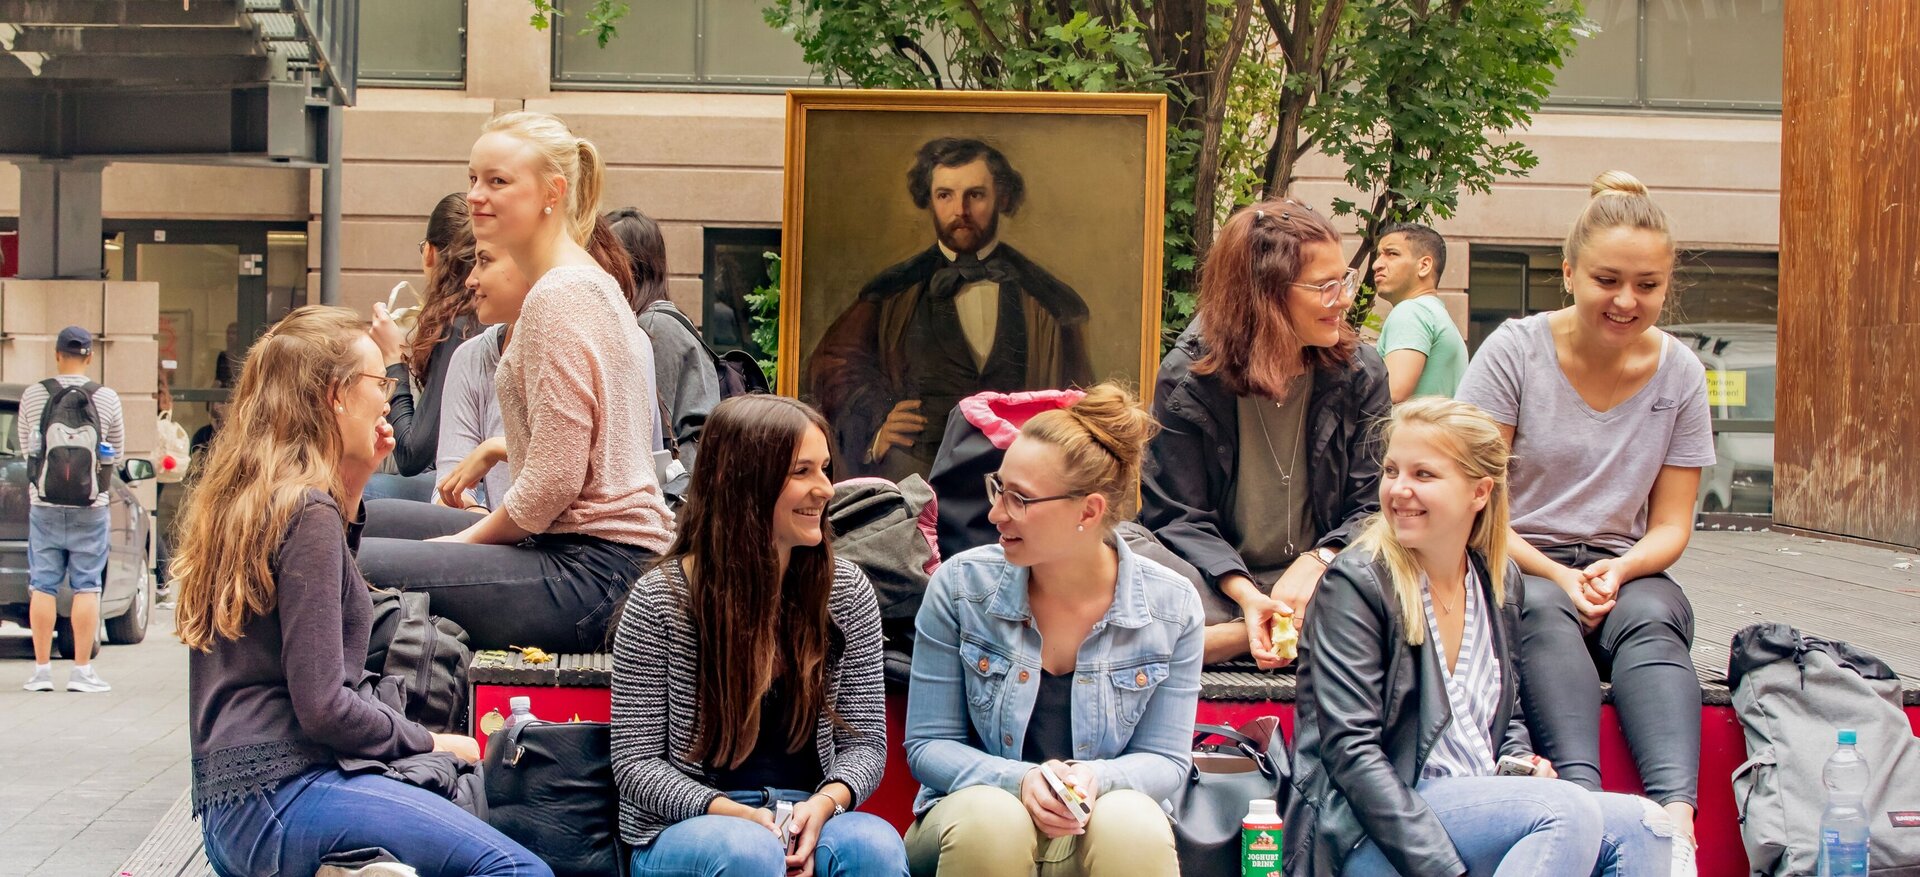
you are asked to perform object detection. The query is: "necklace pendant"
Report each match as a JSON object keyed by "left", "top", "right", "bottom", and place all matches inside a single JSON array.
[{"left": 1280, "top": 474, "right": 1291, "bottom": 487}]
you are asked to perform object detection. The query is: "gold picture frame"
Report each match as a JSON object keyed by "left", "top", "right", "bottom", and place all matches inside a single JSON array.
[{"left": 779, "top": 88, "right": 1168, "bottom": 480}]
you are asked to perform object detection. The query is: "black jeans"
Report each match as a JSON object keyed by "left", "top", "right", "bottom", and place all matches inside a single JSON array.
[
  {"left": 1516, "top": 543, "right": 1699, "bottom": 809},
  {"left": 357, "top": 499, "right": 656, "bottom": 653}
]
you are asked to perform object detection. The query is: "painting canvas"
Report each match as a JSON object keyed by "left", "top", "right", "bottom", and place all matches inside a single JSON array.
[{"left": 780, "top": 90, "right": 1166, "bottom": 481}]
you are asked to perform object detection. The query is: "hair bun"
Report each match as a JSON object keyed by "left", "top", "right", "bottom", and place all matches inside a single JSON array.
[
  {"left": 1067, "top": 382, "right": 1159, "bottom": 469},
  {"left": 1590, "top": 170, "right": 1649, "bottom": 198}
]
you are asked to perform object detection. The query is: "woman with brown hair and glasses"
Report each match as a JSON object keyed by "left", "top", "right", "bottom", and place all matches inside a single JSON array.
[
  {"left": 609, "top": 394, "right": 906, "bottom": 877},
  {"left": 1140, "top": 198, "right": 1391, "bottom": 668}
]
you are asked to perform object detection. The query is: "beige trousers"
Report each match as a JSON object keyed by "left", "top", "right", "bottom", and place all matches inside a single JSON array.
[{"left": 905, "top": 785, "right": 1180, "bottom": 877}]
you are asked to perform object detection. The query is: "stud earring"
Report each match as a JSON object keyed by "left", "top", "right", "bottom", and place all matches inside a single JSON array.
[
  {"left": 1077, "top": 525, "right": 1085, "bottom": 532},
  {"left": 334, "top": 405, "right": 344, "bottom": 413},
  {"left": 543, "top": 206, "right": 553, "bottom": 215}
]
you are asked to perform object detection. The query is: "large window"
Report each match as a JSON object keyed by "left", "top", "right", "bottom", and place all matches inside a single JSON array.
[
  {"left": 552, "top": 0, "right": 815, "bottom": 88},
  {"left": 1552, "top": 0, "right": 1782, "bottom": 111},
  {"left": 357, "top": 0, "right": 466, "bottom": 85},
  {"left": 1466, "top": 246, "right": 1780, "bottom": 515}
]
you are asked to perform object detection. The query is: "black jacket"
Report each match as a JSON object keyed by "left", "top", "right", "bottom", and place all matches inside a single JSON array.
[
  {"left": 1139, "top": 325, "right": 1391, "bottom": 596},
  {"left": 1284, "top": 548, "right": 1532, "bottom": 877}
]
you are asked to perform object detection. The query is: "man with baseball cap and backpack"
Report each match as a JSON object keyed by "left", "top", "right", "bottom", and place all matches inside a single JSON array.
[{"left": 19, "top": 326, "right": 124, "bottom": 693}]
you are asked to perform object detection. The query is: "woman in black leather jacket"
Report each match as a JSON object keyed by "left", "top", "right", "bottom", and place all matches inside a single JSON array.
[{"left": 1286, "top": 399, "right": 1676, "bottom": 877}]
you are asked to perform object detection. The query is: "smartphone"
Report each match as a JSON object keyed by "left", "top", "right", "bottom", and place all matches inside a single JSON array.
[
  {"left": 1497, "top": 754, "right": 1540, "bottom": 777},
  {"left": 1039, "top": 763, "right": 1093, "bottom": 824},
  {"left": 773, "top": 800, "right": 797, "bottom": 851}
]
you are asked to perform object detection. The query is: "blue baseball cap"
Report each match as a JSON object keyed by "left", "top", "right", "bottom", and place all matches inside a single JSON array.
[{"left": 57, "top": 326, "right": 93, "bottom": 356}]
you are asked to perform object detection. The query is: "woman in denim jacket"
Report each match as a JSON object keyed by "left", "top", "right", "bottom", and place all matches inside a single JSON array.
[{"left": 904, "top": 383, "right": 1206, "bottom": 877}]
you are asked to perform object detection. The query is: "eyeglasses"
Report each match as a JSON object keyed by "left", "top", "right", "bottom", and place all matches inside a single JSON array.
[
  {"left": 984, "top": 473, "right": 1080, "bottom": 520},
  {"left": 1291, "top": 267, "right": 1361, "bottom": 308},
  {"left": 360, "top": 372, "right": 400, "bottom": 395},
  {"left": 417, "top": 240, "right": 429, "bottom": 254}
]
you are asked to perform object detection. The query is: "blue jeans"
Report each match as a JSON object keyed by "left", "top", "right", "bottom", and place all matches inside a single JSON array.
[
  {"left": 630, "top": 789, "right": 908, "bottom": 877},
  {"left": 200, "top": 768, "right": 551, "bottom": 877},
  {"left": 1342, "top": 776, "right": 1672, "bottom": 877},
  {"left": 28, "top": 503, "right": 110, "bottom": 595}
]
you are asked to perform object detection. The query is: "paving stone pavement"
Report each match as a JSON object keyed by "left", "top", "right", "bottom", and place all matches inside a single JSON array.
[{"left": 0, "top": 606, "right": 191, "bottom": 877}]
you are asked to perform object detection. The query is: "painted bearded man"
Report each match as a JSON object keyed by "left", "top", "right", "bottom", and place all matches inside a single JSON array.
[{"left": 807, "top": 137, "right": 1095, "bottom": 479}]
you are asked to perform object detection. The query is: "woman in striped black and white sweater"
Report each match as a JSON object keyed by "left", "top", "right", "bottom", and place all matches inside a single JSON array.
[{"left": 610, "top": 394, "right": 908, "bottom": 877}]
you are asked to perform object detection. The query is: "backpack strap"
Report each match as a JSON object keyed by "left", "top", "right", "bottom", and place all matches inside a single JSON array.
[{"left": 644, "top": 301, "right": 725, "bottom": 362}]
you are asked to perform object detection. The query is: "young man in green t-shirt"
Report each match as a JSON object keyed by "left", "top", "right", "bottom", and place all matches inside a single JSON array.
[{"left": 1373, "top": 223, "right": 1470, "bottom": 401}]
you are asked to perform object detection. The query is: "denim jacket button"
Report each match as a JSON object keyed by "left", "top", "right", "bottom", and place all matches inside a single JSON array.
[
  {"left": 977, "top": 658, "right": 991, "bottom": 673},
  {"left": 1018, "top": 670, "right": 1030, "bottom": 683},
  {"left": 1003, "top": 734, "right": 1013, "bottom": 746},
  {"left": 1135, "top": 671, "right": 1149, "bottom": 686}
]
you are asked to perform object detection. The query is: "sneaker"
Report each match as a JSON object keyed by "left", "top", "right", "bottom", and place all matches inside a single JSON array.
[
  {"left": 22, "top": 667, "right": 53, "bottom": 692},
  {"left": 66, "top": 666, "right": 111, "bottom": 693}
]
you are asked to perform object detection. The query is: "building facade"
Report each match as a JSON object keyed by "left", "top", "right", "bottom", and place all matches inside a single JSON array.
[{"left": 0, "top": 0, "right": 1785, "bottom": 510}]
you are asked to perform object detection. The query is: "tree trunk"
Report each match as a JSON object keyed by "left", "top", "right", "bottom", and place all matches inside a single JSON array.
[{"left": 1192, "top": 0, "right": 1257, "bottom": 255}]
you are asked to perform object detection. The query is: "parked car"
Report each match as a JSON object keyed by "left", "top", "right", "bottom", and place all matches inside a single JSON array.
[
  {"left": 0, "top": 383, "right": 156, "bottom": 659},
  {"left": 1667, "top": 323, "right": 1776, "bottom": 516}
]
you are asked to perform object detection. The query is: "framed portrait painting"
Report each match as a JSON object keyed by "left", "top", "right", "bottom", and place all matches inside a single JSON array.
[{"left": 780, "top": 89, "right": 1167, "bottom": 481}]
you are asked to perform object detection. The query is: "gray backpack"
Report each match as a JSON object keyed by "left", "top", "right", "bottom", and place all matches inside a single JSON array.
[{"left": 1728, "top": 623, "right": 1920, "bottom": 876}]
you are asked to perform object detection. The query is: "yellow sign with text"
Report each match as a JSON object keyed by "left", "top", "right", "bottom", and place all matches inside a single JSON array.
[{"left": 1706, "top": 370, "right": 1747, "bottom": 407}]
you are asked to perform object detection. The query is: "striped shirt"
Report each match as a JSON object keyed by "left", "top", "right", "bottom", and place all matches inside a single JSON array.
[
  {"left": 1420, "top": 565, "right": 1504, "bottom": 779},
  {"left": 609, "top": 557, "right": 889, "bottom": 847},
  {"left": 17, "top": 375, "right": 125, "bottom": 509}
]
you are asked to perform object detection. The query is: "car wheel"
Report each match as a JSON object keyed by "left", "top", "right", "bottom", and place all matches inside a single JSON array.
[
  {"left": 106, "top": 569, "right": 152, "bottom": 645},
  {"left": 54, "top": 622, "right": 101, "bottom": 662}
]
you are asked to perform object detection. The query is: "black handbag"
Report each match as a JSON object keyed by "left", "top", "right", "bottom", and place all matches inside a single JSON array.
[
  {"left": 482, "top": 720, "right": 624, "bottom": 877},
  {"left": 1170, "top": 717, "right": 1291, "bottom": 877}
]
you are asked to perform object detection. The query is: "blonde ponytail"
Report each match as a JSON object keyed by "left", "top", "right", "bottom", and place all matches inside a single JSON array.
[{"left": 569, "top": 139, "right": 604, "bottom": 245}]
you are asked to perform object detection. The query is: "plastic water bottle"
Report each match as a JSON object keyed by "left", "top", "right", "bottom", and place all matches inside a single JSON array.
[
  {"left": 505, "top": 696, "right": 540, "bottom": 729},
  {"left": 97, "top": 441, "right": 116, "bottom": 462},
  {"left": 1242, "top": 798, "right": 1283, "bottom": 877},
  {"left": 1818, "top": 728, "right": 1871, "bottom": 877}
]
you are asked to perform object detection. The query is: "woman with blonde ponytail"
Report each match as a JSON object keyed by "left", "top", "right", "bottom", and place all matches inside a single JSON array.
[
  {"left": 176, "top": 307, "right": 549, "bottom": 877},
  {"left": 1457, "top": 170, "right": 1712, "bottom": 853},
  {"left": 356, "top": 111, "right": 673, "bottom": 653},
  {"left": 1286, "top": 399, "right": 1674, "bottom": 877},
  {"left": 904, "top": 382, "right": 1204, "bottom": 877}
]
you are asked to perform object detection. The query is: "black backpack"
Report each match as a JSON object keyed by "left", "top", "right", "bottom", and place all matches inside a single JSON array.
[
  {"left": 365, "top": 589, "right": 473, "bottom": 733},
  {"left": 644, "top": 301, "right": 769, "bottom": 399},
  {"left": 31, "top": 379, "right": 107, "bottom": 507}
]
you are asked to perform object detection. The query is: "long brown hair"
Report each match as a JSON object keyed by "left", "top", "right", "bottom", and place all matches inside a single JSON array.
[
  {"left": 671, "top": 395, "right": 840, "bottom": 767},
  {"left": 174, "top": 307, "right": 370, "bottom": 650},
  {"left": 409, "top": 194, "right": 477, "bottom": 385},
  {"left": 1192, "top": 199, "right": 1357, "bottom": 400}
]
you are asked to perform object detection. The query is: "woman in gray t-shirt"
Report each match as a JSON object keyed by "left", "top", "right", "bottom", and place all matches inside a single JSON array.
[{"left": 1456, "top": 171, "right": 1714, "bottom": 854}]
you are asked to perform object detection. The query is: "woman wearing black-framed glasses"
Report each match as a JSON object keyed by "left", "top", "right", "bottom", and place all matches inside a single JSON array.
[{"left": 1139, "top": 198, "right": 1391, "bottom": 670}]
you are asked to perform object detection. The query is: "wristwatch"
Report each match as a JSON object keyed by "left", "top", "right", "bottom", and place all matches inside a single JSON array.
[{"left": 1307, "top": 547, "right": 1337, "bottom": 566}]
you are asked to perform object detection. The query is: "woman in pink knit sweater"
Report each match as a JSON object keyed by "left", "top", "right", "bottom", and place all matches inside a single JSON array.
[{"left": 357, "top": 111, "right": 674, "bottom": 653}]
